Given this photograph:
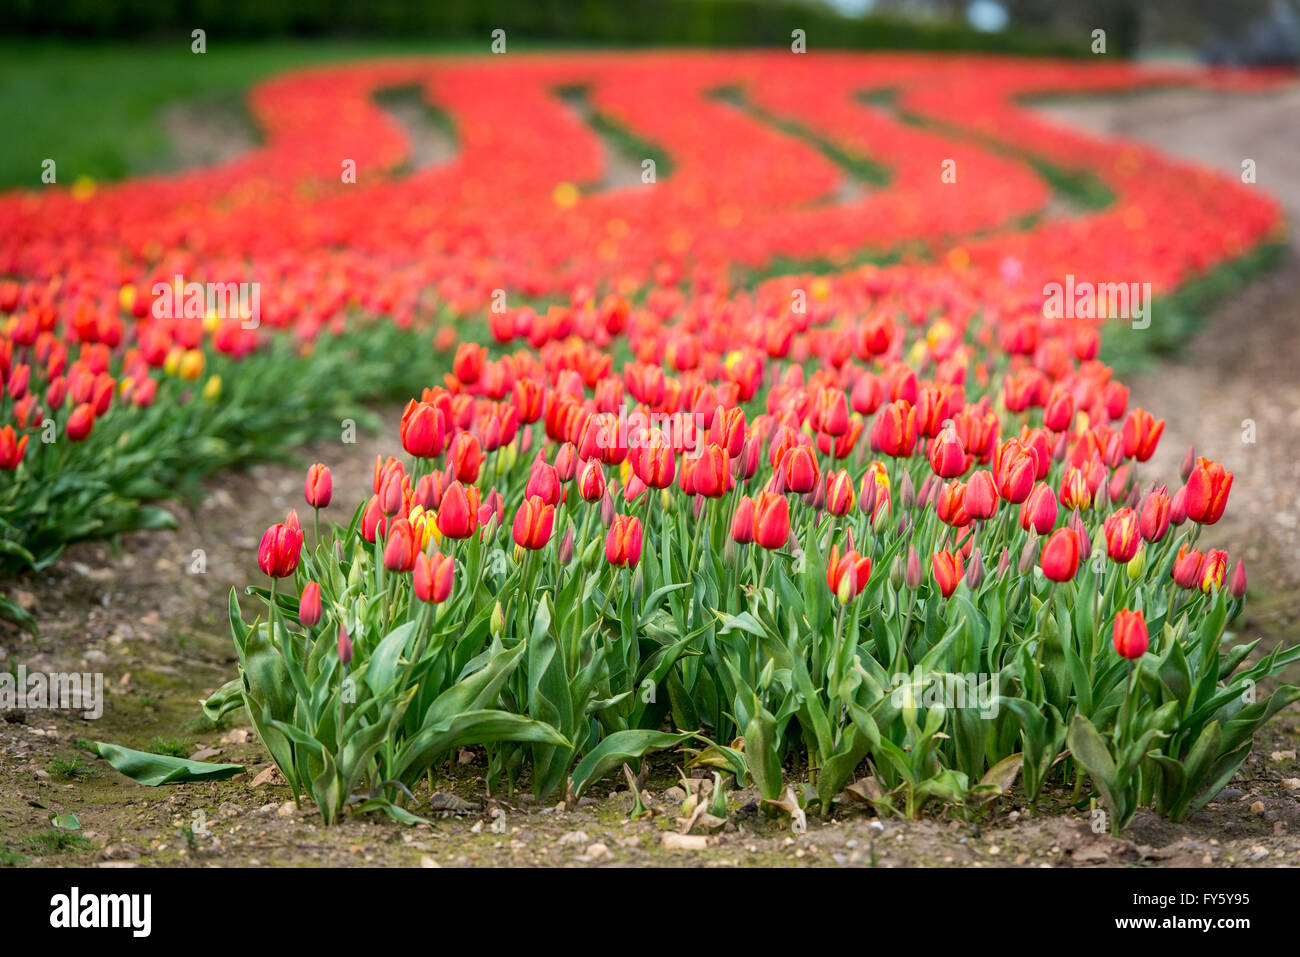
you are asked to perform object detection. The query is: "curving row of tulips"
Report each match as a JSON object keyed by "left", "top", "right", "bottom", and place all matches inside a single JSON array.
[{"left": 213, "top": 255, "right": 1298, "bottom": 828}]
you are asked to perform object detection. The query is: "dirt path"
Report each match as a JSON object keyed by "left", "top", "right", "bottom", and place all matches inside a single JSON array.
[
  {"left": 1037, "top": 86, "right": 1300, "bottom": 635},
  {"left": 3, "top": 88, "right": 1300, "bottom": 869}
]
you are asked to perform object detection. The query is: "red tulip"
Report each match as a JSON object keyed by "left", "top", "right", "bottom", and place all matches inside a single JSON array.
[
  {"left": 634, "top": 431, "right": 676, "bottom": 489},
  {"left": 1169, "top": 484, "right": 1188, "bottom": 526},
  {"left": 1019, "top": 483, "right": 1058, "bottom": 535},
  {"left": 825, "top": 469, "right": 856, "bottom": 517},
  {"left": 826, "top": 545, "right": 871, "bottom": 601},
  {"left": 1040, "top": 527, "right": 1080, "bottom": 582},
  {"left": 383, "top": 518, "right": 420, "bottom": 572},
  {"left": 447, "top": 431, "right": 484, "bottom": 484},
  {"left": 872, "top": 400, "right": 917, "bottom": 458},
  {"left": 1121, "top": 408, "right": 1164, "bottom": 462},
  {"left": 927, "top": 428, "right": 966, "bottom": 478},
  {"left": 400, "top": 400, "right": 445, "bottom": 458},
  {"left": 1042, "top": 388, "right": 1074, "bottom": 433},
  {"left": 605, "top": 514, "right": 644, "bottom": 568},
  {"left": 258, "top": 515, "right": 304, "bottom": 578},
  {"left": 935, "top": 480, "right": 970, "bottom": 527},
  {"left": 965, "top": 469, "right": 998, "bottom": 520},
  {"left": 1139, "top": 486, "right": 1171, "bottom": 542},
  {"left": 1112, "top": 609, "right": 1148, "bottom": 659},
  {"left": 526, "top": 456, "right": 564, "bottom": 505},
  {"left": 415, "top": 472, "right": 444, "bottom": 510},
  {"left": 0, "top": 425, "right": 28, "bottom": 470},
  {"left": 578, "top": 459, "right": 606, "bottom": 502},
  {"left": 436, "top": 481, "right": 478, "bottom": 539},
  {"left": 781, "top": 446, "right": 820, "bottom": 495},
  {"left": 1058, "top": 465, "right": 1092, "bottom": 510},
  {"left": 1199, "top": 548, "right": 1227, "bottom": 593},
  {"left": 299, "top": 581, "right": 322, "bottom": 628},
  {"left": 814, "top": 388, "right": 850, "bottom": 437},
  {"left": 378, "top": 469, "right": 406, "bottom": 516},
  {"left": 414, "top": 552, "right": 454, "bottom": 603},
  {"left": 713, "top": 406, "right": 747, "bottom": 458},
  {"left": 1184, "top": 457, "right": 1232, "bottom": 525},
  {"left": 1171, "top": 545, "right": 1203, "bottom": 589},
  {"left": 304, "top": 463, "right": 332, "bottom": 508},
  {"left": 361, "top": 495, "right": 388, "bottom": 543},
  {"left": 452, "top": 342, "right": 486, "bottom": 383},
  {"left": 66, "top": 402, "right": 95, "bottom": 442},
  {"left": 691, "top": 443, "right": 730, "bottom": 498},
  {"left": 512, "top": 378, "right": 544, "bottom": 423},
  {"left": 1103, "top": 507, "right": 1140, "bottom": 563},
  {"left": 752, "top": 492, "right": 790, "bottom": 550},
  {"left": 554, "top": 442, "right": 579, "bottom": 482},
  {"left": 512, "top": 495, "right": 554, "bottom": 550},
  {"left": 931, "top": 550, "right": 962, "bottom": 597},
  {"left": 994, "top": 442, "right": 1035, "bottom": 504},
  {"left": 731, "top": 496, "right": 755, "bottom": 544}
]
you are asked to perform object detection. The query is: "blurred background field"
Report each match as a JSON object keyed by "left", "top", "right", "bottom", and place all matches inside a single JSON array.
[{"left": 2, "top": 0, "right": 1296, "bottom": 191}]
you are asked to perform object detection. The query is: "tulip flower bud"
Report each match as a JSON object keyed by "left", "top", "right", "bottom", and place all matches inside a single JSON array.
[
  {"left": 490, "top": 601, "right": 505, "bottom": 638},
  {"left": 1230, "top": 558, "right": 1247, "bottom": 598},
  {"left": 299, "top": 581, "right": 322, "bottom": 628},
  {"left": 905, "top": 544, "right": 922, "bottom": 589},
  {"left": 558, "top": 525, "right": 575, "bottom": 564},
  {"left": 555, "top": 442, "right": 579, "bottom": 482},
  {"left": 872, "top": 500, "right": 891, "bottom": 536},
  {"left": 600, "top": 486, "right": 617, "bottom": 526},
  {"left": 836, "top": 568, "right": 855, "bottom": 604},
  {"left": 304, "top": 463, "right": 332, "bottom": 509},
  {"left": 1169, "top": 485, "right": 1188, "bottom": 526},
  {"left": 580, "top": 536, "right": 602, "bottom": 571},
  {"left": 899, "top": 470, "right": 915, "bottom": 510},
  {"left": 1126, "top": 544, "right": 1146, "bottom": 580},
  {"left": 916, "top": 474, "right": 933, "bottom": 508},
  {"left": 348, "top": 551, "right": 367, "bottom": 590},
  {"left": 859, "top": 474, "right": 877, "bottom": 517},
  {"left": 337, "top": 624, "right": 353, "bottom": 666},
  {"left": 997, "top": 547, "right": 1009, "bottom": 578},
  {"left": 1180, "top": 445, "right": 1196, "bottom": 481},
  {"left": 965, "top": 548, "right": 984, "bottom": 589},
  {"left": 890, "top": 554, "right": 904, "bottom": 589},
  {"left": 1018, "top": 530, "right": 1040, "bottom": 575},
  {"left": 631, "top": 563, "right": 645, "bottom": 600}
]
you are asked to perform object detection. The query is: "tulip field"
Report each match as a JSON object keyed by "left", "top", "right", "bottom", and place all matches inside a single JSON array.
[{"left": 3, "top": 46, "right": 1300, "bottom": 868}]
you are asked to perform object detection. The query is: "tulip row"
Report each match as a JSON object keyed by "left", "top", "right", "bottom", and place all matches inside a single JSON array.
[{"left": 216, "top": 257, "right": 1297, "bottom": 828}]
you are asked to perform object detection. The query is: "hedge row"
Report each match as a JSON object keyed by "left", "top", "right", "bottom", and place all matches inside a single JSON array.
[{"left": 5, "top": 0, "right": 1087, "bottom": 56}]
